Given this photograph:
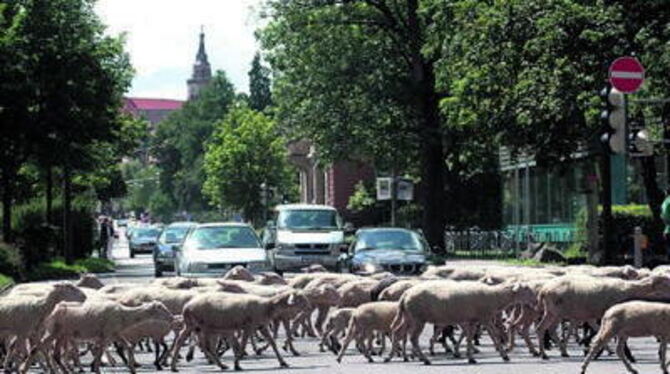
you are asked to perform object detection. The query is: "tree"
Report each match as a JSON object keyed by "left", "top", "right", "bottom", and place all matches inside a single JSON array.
[
  {"left": 260, "top": 0, "right": 448, "bottom": 251},
  {"left": 248, "top": 52, "right": 272, "bottom": 112},
  {"left": 153, "top": 71, "right": 236, "bottom": 215},
  {"left": 203, "top": 103, "right": 292, "bottom": 224}
]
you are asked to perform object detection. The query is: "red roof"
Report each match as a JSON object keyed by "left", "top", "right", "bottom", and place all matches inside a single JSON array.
[{"left": 124, "top": 97, "right": 184, "bottom": 111}]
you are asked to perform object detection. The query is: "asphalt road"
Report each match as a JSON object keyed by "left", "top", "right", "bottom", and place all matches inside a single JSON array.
[{"left": 77, "top": 232, "right": 664, "bottom": 374}]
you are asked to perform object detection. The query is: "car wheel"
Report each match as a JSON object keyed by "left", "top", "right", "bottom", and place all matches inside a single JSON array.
[
  {"left": 154, "top": 266, "right": 163, "bottom": 278},
  {"left": 272, "top": 266, "right": 284, "bottom": 277},
  {"left": 130, "top": 249, "right": 135, "bottom": 259}
]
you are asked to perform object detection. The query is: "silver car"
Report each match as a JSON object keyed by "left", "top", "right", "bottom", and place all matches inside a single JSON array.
[
  {"left": 153, "top": 222, "right": 197, "bottom": 277},
  {"left": 175, "top": 223, "right": 267, "bottom": 277}
]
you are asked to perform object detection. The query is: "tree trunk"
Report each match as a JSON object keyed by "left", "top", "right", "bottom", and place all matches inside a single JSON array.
[
  {"left": 405, "top": 0, "right": 447, "bottom": 253},
  {"left": 1, "top": 166, "right": 13, "bottom": 243},
  {"left": 63, "top": 166, "right": 73, "bottom": 264},
  {"left": 418, "top": 65, "right": 447, "bottom": 254},
  {"left": 46, "top": 166, "right": 53, "bottom": 225}
]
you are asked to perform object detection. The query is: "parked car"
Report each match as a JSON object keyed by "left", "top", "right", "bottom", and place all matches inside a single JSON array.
[
  {"left": 340, "top": 228, "right": 429, "bottom": 275},
  {"left": 153, "top": 221, "right": 198, "bottom": 277},
  {"left": 128, "top": 226, "right": 161, "bottom": 258},
  {"left": 175, "top": 223, "right": 267, "bottom": 276},
  {"left": 262, "top": 204, "right": 352, "bottom": 274}
]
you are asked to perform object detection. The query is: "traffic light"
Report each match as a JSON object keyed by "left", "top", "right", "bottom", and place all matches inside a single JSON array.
[{"left": 600, "top": 86, "right": 626, "bottom": 154}]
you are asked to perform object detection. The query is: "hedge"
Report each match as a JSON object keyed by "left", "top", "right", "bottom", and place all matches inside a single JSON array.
[{"left": 27, "top": 257, "right": 115, "bottom": 282}]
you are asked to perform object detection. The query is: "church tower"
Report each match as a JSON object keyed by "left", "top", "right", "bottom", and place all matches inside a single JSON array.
[{"left": 187, "top": 28, "right": 212, "bottom": 100}]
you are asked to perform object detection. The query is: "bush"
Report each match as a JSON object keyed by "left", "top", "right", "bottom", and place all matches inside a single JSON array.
[
  {"left": 27, "top": 259, "right": 87, "bottom": 281},
  {"left": 0, "top": 242, "right": 24, "bottom": 279},
  {"left": 74, "top": 258, "right": 115, "bottom": 273},
  {"left": 0, "top": 274, "right": 14, "bottom": 289},
  {"left": 11, "top": 196, "right": 96, "bottom": 268}
]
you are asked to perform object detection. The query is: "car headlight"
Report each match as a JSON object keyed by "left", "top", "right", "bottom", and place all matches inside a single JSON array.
[{"left": 363, "top": 263, "right": 379, "bottom": 274}]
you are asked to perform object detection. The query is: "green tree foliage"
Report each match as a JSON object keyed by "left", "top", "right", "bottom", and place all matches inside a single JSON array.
[
  {"left": 153, "top": 72, "right": 236, "bottom": 215},
  {"left": 203, "top": 103, "right": 292, "bottom": 224},
  {"left": 248, "top": 52, "right": 273, "bottom": 112},
  {"left": 260, "top": 0, "right": 450, "bottom": 250}
]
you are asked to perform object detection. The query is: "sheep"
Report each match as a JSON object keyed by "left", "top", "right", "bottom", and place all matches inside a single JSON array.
[
  {"left": 115, "top": 315, "right": 184, "bottom": 370},
  {"left": 170, "top": 291, "right": 309, "bottom": 372},
  {"left": 222, "top": 265, "right": 255, "bottom": 281},
  {"left": 320, "top": 308, "right": 354, "bottom": 353},
  {"left": 288, "top": 272, "right": 358, "bottom": 289},
  {"left": 256, "top": 272, "right": 288, "bottom": 286},
  {"left": 151, "top": 277, "right": 201, "bottom": 289},
  {"left": 386, "top": 280, "right": 535, "bottom": 365},
  {"left": 76, "top": 273, "right": 105, "bottom": 289},
  {"left": 336, "top": 301, "right": 402, "bottom": 363},
  {"left": 420, "top": 265, "right": 488, "bottom": 281},
  {"left": 337, "top": 279, "right": 379, "bottom": 307},
  {"left": 0, "top": 283, "right": 87, "bottom": 370},
  {"left": 301, "top": 264, "right": 328, "bottom": 273},
  {"left": 99, "top": 283, "right": 141, "bottom": 294},
  {"left": 581, "top": 300, "right": 670, "bottom": 374},
  {"left": 116, "top": 287, "right": 199, "bottom": 315},
  {"left": 378, "top": 280, "right": 421, "bottom": 301},
  {"left": 216, "top": 279, "right": 291, "bottom": 297},
  {"left": 21, "top": 300, "right": 174, "bottom": 374},
  {"left": 535, "top": 274, "right": 670, "bottom": 359},
  {"left": 289, "top": 284, "right": 341, "bottom": 341}
]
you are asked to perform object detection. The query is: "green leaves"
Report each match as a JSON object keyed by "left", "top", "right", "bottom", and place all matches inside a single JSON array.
[{"left": 203, "top": 103, "right": 292, "bottom": 224}]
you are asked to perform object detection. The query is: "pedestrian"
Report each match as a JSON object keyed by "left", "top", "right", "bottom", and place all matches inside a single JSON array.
[
  {"left": 661, "top": 188, "right": 670, "bottom": 258},
  {"left": 105, "top": 217, "right": 116, "bottom": 259},
  {"left": 99, "top": 216, "right": 110, "bottom": 259}
]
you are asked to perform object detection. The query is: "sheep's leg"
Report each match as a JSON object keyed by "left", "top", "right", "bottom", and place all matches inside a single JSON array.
[
  {"left": 314, "top": 306, "right": 329, "bottom": 336},
  {"left": 153, "top": 339, "right": 162, "bottom": 370},
  {"left": 281, "top": 319, "right": 300, "bottom": 356},
  {"left": 170, "top": 326, "right": 193, "bottom": 372},
  {"left": 202, "top": 334, "right": 228, "bottom": 371},
  {"left": 379, "top": 332, "right": 387, "bottom": 356},
  {"left": 659, "top": 338, "right": 667, "bottom": 374},
  {"left": 484, "top": 321, "right": 509, "bottom": 362},
  {"left": 258, "top": 325, "right": 289, "bottom": 368},
  {"left": 336, "top": 320, "right": 357, "bottom": 363},
  {"left": 428, "top": 325, "right": 440, "bottom": 356},
  {"left": 185, "top": 336, "right": 196, "bottom": 362},
  {"left": 115, "top": 339, "right": 136, "bottom": 374},
  {"left": 520, "top": 322, "right": 539, "bottom": 357},
  {"left": 536, "top": 312, "right": 560, "bottom": 360},
  {"left": 409, "top": 322, "right": 429, "bottom": 365},
  {"left": 616, "top": 337, "right": 638, "bottom": 374},
  {"left": 462, "top": 323, "right": 477, "bottom": 364}
]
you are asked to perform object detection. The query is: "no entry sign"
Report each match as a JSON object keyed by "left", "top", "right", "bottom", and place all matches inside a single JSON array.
[{"left": 609, "top": 57, "right": 645, "bottom": 93}]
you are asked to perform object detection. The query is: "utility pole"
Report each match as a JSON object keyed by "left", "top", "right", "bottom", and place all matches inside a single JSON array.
[{"left": 390, "top": 168, "right": 397, "bottom": 227}]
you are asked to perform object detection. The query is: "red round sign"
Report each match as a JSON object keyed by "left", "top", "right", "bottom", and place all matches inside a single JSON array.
[{"left": 609, "top": 57, "right": 645, "bottom": 93}]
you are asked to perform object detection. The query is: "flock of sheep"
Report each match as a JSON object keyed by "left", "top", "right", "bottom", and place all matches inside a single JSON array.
[{"left": 2, "top": 262, "right": 670, "bottom": 373}]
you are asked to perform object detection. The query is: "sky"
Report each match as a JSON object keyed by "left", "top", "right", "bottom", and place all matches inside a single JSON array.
[{"left": 95, "top": 0, "right": 263, "bottom": 100}]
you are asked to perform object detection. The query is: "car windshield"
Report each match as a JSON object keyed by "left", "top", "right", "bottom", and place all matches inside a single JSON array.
[
  {"left": 277, "top": 209, "right": 341, "bottom": 231},
  {"left": 134, "top": 228, "right": 160, "bottom": 239},
  {"left": 354, "top": 230, "right": 424, "bottom": 252},
  {"left": 160, "top": 226, "right": 192, "bottom": 244},
  {"left": 185, "top": 226, "right": 260, "bottom": 250}
]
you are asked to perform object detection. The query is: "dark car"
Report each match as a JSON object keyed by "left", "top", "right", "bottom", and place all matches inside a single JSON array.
[
  {"left": 153, "top": 222, "right": 197, "bottom": 277},
  {"left": 341, "top": 228, "right": 429, "bottom": 275},
  {"left": 129, "top": 226, "right": 161, "bottom": 258}
]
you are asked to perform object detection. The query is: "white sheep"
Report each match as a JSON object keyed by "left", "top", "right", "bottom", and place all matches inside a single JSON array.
[
  {"left": 386, "top": 280, "right": 535, "bottom": 365},
  {"left": 336, "top": 301, "right": 402, "bottom": 363},
  {"left": 581, "top": 300, "right": 670, "bottom": 374},
  {"left": 320, "top": 307, "right": 355, "bottom": 353},
  {"left": 170, "top": 291, "right": 309, "bottom": 372},
  {"left": 222, "top": 265, "right": 255, "bottom": 281},
  {"left": 76, "top": 273, "right": 105, "bottom": 289},
  {"left": 535, "top": 274, "right": 670, "bottom": 359},
  {"left": 21, "top": 300, "right": 174, "bottom": 374},
  {"left": 0, "top": 283, "right": 87, "bottom": 370}
]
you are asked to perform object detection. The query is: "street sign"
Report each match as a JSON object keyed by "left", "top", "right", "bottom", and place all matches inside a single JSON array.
[
  {"left": 396, "top": 178, "right": 413, "bottom": 201},
  {"left": 376, "top": 178, "right": 392, "bottom": 200},
  {"left": 609, "top": 57, "right": 645, "bottom": 93}
]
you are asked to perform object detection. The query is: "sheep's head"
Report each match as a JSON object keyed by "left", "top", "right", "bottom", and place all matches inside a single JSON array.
[
  {"left": 146, "top": 301, "right": 173, "bottom": 322},
  {"left": 215, "top": 280, "right": 247, "bottom": 294},
  {"left": 222, "top": 266, "right": 255, "bottom": 282},
  {"left": 50, "top": 283, "right": 87, "bottom": 303},
  {"left": 281, "top": 291, "right": 309, "bottom": 310},
  {"left": 257, "top": 272, "right": 287, "bottom": 285},
  {"left": 318, "top": 284, "right": 341, "bottom": 306},
  {"left": 76, "top": 273, "right": 104, "bottom": 289},
  {"left": 648, "top": 275, "right": 670, "bottom": 295}
]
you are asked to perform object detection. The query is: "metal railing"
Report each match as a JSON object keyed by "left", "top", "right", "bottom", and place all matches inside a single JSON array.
[{"left": 444, "top": 226, "right": 576, "bottom": 258}]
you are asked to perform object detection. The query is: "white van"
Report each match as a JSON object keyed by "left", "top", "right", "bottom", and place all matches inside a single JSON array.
[{"left": 263, "top": 204, "right": 349, "bottom": 273}]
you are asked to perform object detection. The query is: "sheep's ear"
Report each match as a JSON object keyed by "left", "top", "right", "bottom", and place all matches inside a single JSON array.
[
  {"left": 512, "top": 283, "right": 521, "bottom": 292},
  {"left": 287, "top": 293, "right": 296, "bottom": 306}
]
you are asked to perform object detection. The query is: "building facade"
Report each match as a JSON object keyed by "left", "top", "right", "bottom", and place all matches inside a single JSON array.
[{"left": 287, "top": 139, "right": 374, "bottom": 218}]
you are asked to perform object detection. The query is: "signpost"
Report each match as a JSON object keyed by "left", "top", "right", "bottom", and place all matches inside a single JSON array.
[{"left": 609, "top": 57, "right": 645, "bottom": 94}]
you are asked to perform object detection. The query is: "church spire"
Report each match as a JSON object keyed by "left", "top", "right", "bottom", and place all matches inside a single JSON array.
[{"left": 187, "top": 26, "right": 212, "bottom": 100}]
